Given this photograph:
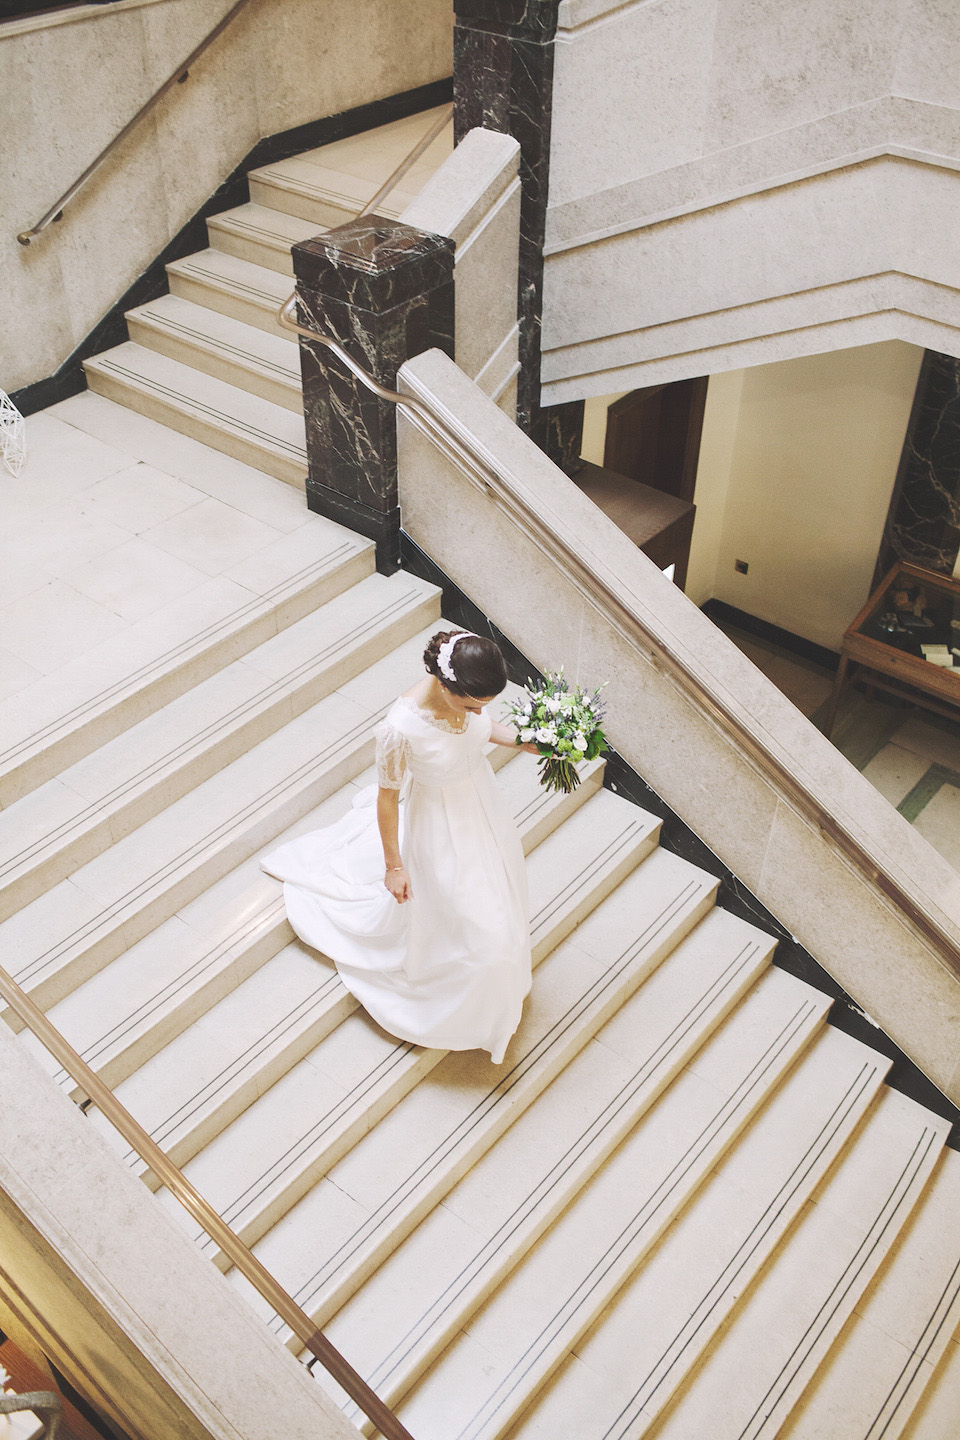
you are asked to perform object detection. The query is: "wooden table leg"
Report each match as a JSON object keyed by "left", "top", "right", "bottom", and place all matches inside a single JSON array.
[{"left": 823, "top": 655, "right": 850, "bottom": 738}]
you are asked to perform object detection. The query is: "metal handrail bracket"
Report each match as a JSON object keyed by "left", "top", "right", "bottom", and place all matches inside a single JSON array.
[{"left": 17, "top": 0, "right": 254, "bottom": 245}]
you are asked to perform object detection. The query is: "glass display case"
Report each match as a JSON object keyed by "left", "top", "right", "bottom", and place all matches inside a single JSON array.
[{"left": 823, "top": 561, "right": 960, "bottom": 736}]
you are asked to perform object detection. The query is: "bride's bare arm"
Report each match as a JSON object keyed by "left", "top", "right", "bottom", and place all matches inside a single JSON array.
[
  {"left": 377, "top": 786, "right": 412, "bottom": 902},
  {"left": 489, "top": 719, "right": 539, "bottom": 753}
]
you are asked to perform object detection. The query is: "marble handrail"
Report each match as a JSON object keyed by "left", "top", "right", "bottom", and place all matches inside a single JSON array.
[
  {"left": 0, "top": 964, "right": 416, "bottom": 1440},
  {"left": 281, "top": 301, "right": 960, "bottom": 1000}
]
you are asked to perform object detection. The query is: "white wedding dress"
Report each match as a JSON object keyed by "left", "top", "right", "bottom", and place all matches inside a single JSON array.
[{"left": 260, "top": 695, "right": 532, "bottom": 1064}]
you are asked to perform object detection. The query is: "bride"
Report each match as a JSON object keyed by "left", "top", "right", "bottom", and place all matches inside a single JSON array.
[{"left": 261, "top": 629, "right": 539, "bottom": 1064}]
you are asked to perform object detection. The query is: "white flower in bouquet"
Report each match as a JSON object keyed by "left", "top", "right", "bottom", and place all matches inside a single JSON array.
[{"left": 503, "top": 669, "right": 608, "bottom": 794}]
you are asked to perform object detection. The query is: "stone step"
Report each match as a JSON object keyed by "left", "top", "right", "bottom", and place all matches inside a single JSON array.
[
  {"left": 166, "top": 248, "right": 293, "bottom": 339},
  {"left": 388, "top": 984, "right": 874, "bottom": 1440},
  {"left": 18, "top": 639, "right": 526, "bottom": 1091},
  {"left": 777, "top": 1146, "right": 960, "bottom": 1440},
  {"left": 513, "top": 1028, "right": 895, "bottom": 1440},
  {"left": 0, "top": 438, "right": 370, "bottom": 808},
  {"left": 93, "top": 751, "right": 601, "bottom": 1177},
  {"left": 323, "top": 910, "right": 790, "bottom": 1424},
  {"left": 900, "top": 1332, "right": 960, "bottom": 1439},
  {"left": 1, "top": 623, "right": 464, "bottom": 1014},
  {"left": 206, "top": 202, "right": 323, "bottom": 275},
  {"left": 25, "top": 776, "right": 381, "bottom": 1095},
  {"left": 166, "top": 247, "right": 293, "bottom": 339},
  {"left": 226, "top": 845, "right": 720, "bottom": 1335},
  {"left": 84, "top": 342, "right": 307, "bottom": 488},
  {"left": 126, "top": 295, "right": 302, "bottom": 413},
  {"left": 0, "top": 571, "right": 439, "bottom": 922},
  {"left": 246, "top": 107, "right": 452, "bottom": 228},
  {"left": 639, "top": 1088, "right": 948, "bottom": 1440},
  {"left": 151, "top": 786, "right": 661, "bottom": 1262}
]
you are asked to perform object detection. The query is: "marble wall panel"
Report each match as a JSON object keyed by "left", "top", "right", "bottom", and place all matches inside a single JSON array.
[
  {"left": 453, "top": 0, "right": 584, "bottom": 468},
  {"left": 398, "top": 345, "right": 960, "bottom": 1102},
  {"left": 879, "top": 349, "right": 960, "bottom": 576},
  {"left": 895, "top": 0, "right": 960, "bottom": 111},
  {"left": 703, "top": 0, "right": 901, "bottom": 152},
  {"left": 252, "top": 0, "right": 453, "bottom": 141},
  {"left": 294, "top": 217, "right": 455, "bottom": 568},
  {"left": 550, "top": 0, "right": 718, "bottom": 209}
]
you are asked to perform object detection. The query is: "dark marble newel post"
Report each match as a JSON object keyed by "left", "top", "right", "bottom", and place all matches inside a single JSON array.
[
  {"left": 876, "top": 350, "right": 960, "bottom": 582},
  {"left": 454, "top": 0, "right": 584, "bottom": 474},
  {"left": 292, "top": 217, "right": 455, "bottom": 572}
]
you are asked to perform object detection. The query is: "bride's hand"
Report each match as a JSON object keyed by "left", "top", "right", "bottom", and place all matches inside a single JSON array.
[
  {"left": 520, "top": 741, "right": 542, "bottom": 756},
  {"left": 385, "top": 866, "right": 413, "bottom": 904}
]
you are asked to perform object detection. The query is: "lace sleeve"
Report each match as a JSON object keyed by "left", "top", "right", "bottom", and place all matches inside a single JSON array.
[{"left": 375, "top": 722, "right": 410, "bottom": 790}]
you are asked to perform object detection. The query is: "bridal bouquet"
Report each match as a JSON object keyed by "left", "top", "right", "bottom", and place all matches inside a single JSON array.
[{"left": 504, "top": 670, "right": 608, "bottom": 794}]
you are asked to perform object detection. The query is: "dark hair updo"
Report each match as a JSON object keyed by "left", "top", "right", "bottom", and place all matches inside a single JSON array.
[{"left": 423, "top": 629, "right": 508, "bottom": 699}]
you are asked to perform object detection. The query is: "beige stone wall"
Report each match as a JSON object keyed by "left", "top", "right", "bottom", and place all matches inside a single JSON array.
[
  {"left": 687, "top": 341, "right": 924, "bottom": 645},
  {"left": 1, "top": 0, "right": 453, "bottom": 393},
  {"left": 401, "top": 126, "right": 522, "bottom": 418},
  {"left": 541, "top": 0, "right": 960, "bottom": 402}
]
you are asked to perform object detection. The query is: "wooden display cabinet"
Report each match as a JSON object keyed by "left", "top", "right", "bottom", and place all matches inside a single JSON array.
[{"left": 823, "top": 561, "right": 960, "bottom": 736}]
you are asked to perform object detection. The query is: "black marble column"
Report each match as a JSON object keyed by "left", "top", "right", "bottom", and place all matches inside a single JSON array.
[
  {"left": 292, "top": 217, "right": 455, "bottom": 572},
  {"left": 876, "top": 350, "right": 960, "bottom": 582},
  {"left": 454, "top": 0, "right": 584, "bottom": 473}
]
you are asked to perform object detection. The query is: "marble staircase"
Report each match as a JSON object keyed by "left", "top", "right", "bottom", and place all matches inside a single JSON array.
[
  {"left": 8, "top": 102, "right": 960, "bottom": 1440},
  {"left": 81, "top": 106, "right": 453, "bottom": 486},
  {"left": 4, "top": 406, "right": 960, "bottom": 1440}
]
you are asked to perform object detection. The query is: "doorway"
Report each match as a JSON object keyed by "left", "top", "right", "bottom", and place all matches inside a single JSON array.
[{"left": 603, "top": 376, "right": 708, "bottom": 503}]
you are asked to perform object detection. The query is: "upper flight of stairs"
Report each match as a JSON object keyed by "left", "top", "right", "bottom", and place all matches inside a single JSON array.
[
  {"left": 12, "top": 107, "right": 960, "bottom": 1440},
  {"left": 81, "top": 107, "right": 454, "bottom": 490}
]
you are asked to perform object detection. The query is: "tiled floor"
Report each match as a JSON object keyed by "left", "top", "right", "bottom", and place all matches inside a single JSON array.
[
  {"left": 0, "top": 397, "right": 313, "bottom": 704},
  {"left": 719, "top": 620, "right": 960, "bottom": 874}
]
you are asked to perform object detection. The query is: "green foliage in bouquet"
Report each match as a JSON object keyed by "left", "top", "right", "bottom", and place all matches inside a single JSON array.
[{"left": 503, "top": 669, "right": 608, "bottom": 794}]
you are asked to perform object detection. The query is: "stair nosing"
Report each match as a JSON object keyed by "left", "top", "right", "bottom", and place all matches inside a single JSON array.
[
  {"left": 262, "top": 861, "right": 722, "bottom": 1332},
  {"left": 347, "top": 932, "right": 782, "bottom": 1415},
  {"left": 434, "top": 1042, "right": 891, "bottom": 1440},
  {"left": 128, "top": 301, "right": 301, "bottom": 387},
  {"left": 113, "top": 750, "right": 599, "bottom": 1173},
  {"left": 0, "top": 580, "right": 437, "bottom": 909},
  {"left": 0, "top": 538, "right": 365, "bottom": 779},
  {"left": 85, "top": 350, "right": 306, "bottom": 463}
]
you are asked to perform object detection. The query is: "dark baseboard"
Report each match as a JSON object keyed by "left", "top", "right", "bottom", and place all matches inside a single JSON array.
[
  {"left": 703, "top": 598, "right": 840, "bottom": 672},
  {"left": 401, "top": 531, "right": 960, "bottom": 1147},
  {"left": 10, "top": 76, "right": 453, "bottom": 418}
]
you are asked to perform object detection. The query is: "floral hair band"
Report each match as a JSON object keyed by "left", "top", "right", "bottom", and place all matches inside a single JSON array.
[{"left": 436, "top": 632, "right": 479, "bottom": 685}]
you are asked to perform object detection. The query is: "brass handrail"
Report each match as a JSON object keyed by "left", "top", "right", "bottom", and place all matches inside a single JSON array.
[
  {"left": 357, "top": 104, "right": 453, "bottom": 219},
  {"left": 279, "top": 299, "right": 960, "bottom": 986},
  {"left": 16, "top": 0, "right": 255, "bottom": 245},
  {"left": 0, "top": 964, "right": 415, "bottom": 1440}
]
